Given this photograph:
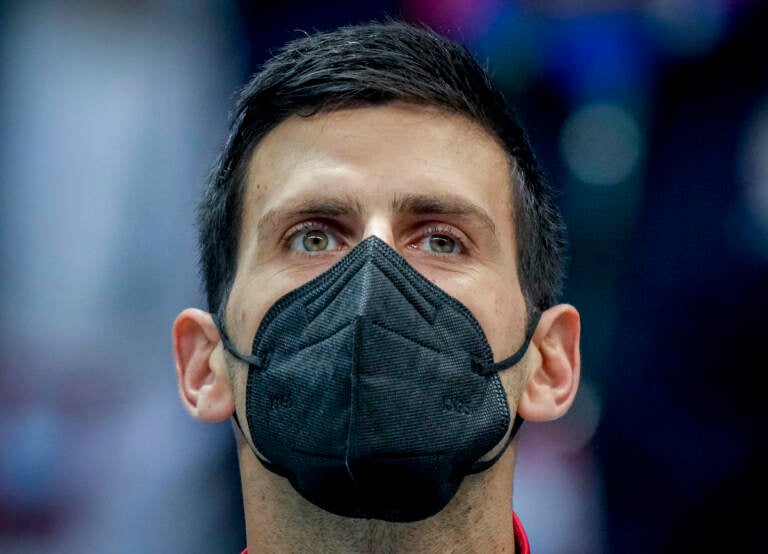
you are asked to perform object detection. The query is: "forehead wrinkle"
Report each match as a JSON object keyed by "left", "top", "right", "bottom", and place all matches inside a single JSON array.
[
  {"left": 391, "top": 192, "right": 499, "bottom": 243},
  {"left": 255, "top": 194, "right": 366, "bottom": 237}
]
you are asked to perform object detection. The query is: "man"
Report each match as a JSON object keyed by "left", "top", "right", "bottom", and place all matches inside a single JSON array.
[{"left": 172, "top": 20, "right": 580, "bottom": 553}]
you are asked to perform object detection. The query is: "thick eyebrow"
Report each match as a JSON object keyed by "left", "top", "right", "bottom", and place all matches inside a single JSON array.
[
  {"left": 256, "top": 195, "right": 365, "bottom": 237},
  {"left": 392, "top": 193, "right": 498, "bottom": 240}
]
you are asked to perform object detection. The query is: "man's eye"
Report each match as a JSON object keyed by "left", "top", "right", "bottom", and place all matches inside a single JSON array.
[
  {"left": 290, "top": 229, "right": 337, "bottom": 252},
  {"left": 422, "top": 234, "right": 460, "bottom": 254}
]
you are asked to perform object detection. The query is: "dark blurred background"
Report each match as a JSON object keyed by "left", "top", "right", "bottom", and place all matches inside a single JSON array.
[{"left": 1, "top": 1, "right": 766, "bottom": 553}]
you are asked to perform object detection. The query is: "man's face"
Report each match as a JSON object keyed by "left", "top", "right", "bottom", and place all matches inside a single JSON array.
[{"left": 224, "top": 102, "right": 528, "bottom": 432}]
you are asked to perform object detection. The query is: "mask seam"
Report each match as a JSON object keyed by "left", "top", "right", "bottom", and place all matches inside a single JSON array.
[
  {"left": 370, "top": 320, "right": 443, "bottom": 354},
  {"left": 344, "top": 315, "right": 363, "bottom": 512}
]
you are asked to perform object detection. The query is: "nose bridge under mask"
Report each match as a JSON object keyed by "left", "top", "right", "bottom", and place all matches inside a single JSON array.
[
  {"left": 360, "top": 214, "right": 395, "bottom": 248},
  {"left": 214, "top": 235, "right": 538, "bottom": 522}
]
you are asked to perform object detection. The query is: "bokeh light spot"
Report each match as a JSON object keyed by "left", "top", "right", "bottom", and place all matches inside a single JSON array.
[{"left": 560, "top": 102, "right": 643, "bottom": 186}]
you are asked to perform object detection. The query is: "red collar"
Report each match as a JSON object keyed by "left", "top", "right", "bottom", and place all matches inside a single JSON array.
[
  {"left": 241, "top": 511, "right": 531, "bottom": 553},
  {"left": 513, "top": 511, "right": 532, "bottom": 554}
]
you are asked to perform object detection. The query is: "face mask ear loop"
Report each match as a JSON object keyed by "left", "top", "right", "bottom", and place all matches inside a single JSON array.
[
  {"left": 473, "top": 311, "right": 542, "bottom": 377},
  {"left": 467, "top": 311, "right": 540, "bottom": 472},
  {"left": 212, "top": 289, "right": 272, "bottom": 463},
  {"left": 467, "top": 413, "right": 525, "bottom": 474},
  {"left": 212, "top": 288, "right": 263, "bottom": 368}
]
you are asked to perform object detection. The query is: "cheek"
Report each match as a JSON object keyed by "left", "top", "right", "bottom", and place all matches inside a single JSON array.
[
  {"left": 226, "top": 270, "right": 301, "bottom": 351},
  {"left": 225, "top": 273, "right": 295, "bottom": 449},
  {"left": 476, "top": 291, "right": 527, "bottom": 359},
  {"left": 498, "top": 353, "right": 532, "bottom": 410},
  {"left": 435, "top": 271, "right": 527, "bottom": 359},
  {"left": 226, "top": 288, "right": 269, "bottom": 349}
]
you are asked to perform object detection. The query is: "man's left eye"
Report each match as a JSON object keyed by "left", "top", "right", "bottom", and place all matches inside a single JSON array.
[
  {"left": 291, "top": 229, "right": 338, "bottom": 252},
  {"left": 421, "top": 234, "right": 460, "bottom": 254}
]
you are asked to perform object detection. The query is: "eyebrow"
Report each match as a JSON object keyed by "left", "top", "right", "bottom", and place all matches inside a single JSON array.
[
  {"left": 256, "top": 194, "right": 366, "bottom": 237},
  {"left": 392, "top": 193, "right": 498, "bottom": 240},
  {"left": 254, "top": 192, "right": 499, "bottom": 244}
]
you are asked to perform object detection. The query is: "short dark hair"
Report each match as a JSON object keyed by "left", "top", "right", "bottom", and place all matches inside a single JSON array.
[{"left": 197, "top": 19, "right": 566, "bottom": 325}]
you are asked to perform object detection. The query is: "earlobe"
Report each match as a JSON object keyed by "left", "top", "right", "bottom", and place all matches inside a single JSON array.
[
  {"left": 517, "top": 304, "right": 581, "bottom": 422},
  {"left": 172, "top": 308, "right": 235, "bottom": 423}
]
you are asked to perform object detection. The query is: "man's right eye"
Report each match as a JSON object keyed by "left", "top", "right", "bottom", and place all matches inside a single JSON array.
[{"left": 289, "top": 228, "right": 339, "bottom": 253}]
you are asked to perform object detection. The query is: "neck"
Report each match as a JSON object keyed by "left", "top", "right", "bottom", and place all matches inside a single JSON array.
[{"left": 238, "top": 442, "right": 519, "bottom": 554}]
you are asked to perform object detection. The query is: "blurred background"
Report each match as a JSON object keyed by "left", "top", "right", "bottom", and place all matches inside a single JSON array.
[{"left": 1, "top": 1, "right": 766, "bottom": 552}]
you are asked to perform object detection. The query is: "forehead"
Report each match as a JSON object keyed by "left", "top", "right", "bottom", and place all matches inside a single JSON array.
[{"left": 241, "top": 102, "right": 515, "bottom": 236}]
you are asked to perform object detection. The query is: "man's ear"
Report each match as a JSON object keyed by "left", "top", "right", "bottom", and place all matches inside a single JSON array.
[
  {"left": 172, "top": 308, "right": 234, "bottom": 423},
  {"left": 517, "top": 304, "right": 581, "bottom": 422}
]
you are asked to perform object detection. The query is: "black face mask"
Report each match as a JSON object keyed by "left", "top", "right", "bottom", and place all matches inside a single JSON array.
[{"left": 215, "top": 236, "right": 537, "bottom": 522}]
